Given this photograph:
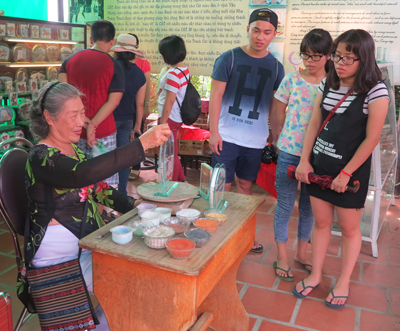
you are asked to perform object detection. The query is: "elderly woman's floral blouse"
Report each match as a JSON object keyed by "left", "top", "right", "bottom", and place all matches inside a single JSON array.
[{"left": 24, "top": 140, "right": 144, "bottom": 266}]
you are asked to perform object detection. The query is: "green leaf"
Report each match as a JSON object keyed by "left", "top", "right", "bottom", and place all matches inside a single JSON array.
[
  {"left": 72, "top": 216, "right": 82, "bottom": 222},
  {"left": 55, "top": 188, "right": 77, "bottom": 194}
]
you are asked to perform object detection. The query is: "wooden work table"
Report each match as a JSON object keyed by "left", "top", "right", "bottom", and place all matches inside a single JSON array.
[{"left": 79, "top": 192, "right": 264, "bottom": 331}]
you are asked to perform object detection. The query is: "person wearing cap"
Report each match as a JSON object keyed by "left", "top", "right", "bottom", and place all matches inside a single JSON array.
[
  {"left": 209, "top": 9, "right": 285, "bottom": 253},
  {"left": 111, "top": 34, "right": 147, "bottom": 195},
  {"left": 59, "top": 20, "right": 125, "bottom": 220}
]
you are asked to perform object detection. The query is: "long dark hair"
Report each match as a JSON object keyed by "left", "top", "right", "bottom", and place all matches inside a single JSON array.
[
  {"left": 326, "top": 29, "right": 382, "bottom": 94},
  {"left": 114, "top": 51, "right": 136, "bottom": 69},
  {"left": 300, "top": 29, "right": 332, "bottom": 73}
]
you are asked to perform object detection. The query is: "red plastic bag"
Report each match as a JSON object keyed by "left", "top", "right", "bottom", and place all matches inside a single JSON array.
[
  {"left": 179, "top": 125, "right": 210, "bottom": 140},
  {"left": 256, "top": 163, "right": 277, "bottom": 198}
]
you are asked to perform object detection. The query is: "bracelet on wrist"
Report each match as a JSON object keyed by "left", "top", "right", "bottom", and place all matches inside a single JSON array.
[{"left": 340, "top": 169, "right": 352, "bottom": 177}]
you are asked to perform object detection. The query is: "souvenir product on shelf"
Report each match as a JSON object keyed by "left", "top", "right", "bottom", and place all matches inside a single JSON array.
[
  {"left": 18, "top": 103, "right": 30, "bottom": 121},
  {"left": 19, "top": 24, "right": 29, "bottom": 38},
  {"left": 40, "top": 80, "right": 48, "bottom": 89},
  {"left": 6, "top": 23, "right": 16, "bottom": 37},
  {"left": 40, "top": 27, "right": 52, "bottom": 39},
  {"left": 31, "top": 44, "right": 47, "bottom": 62},
  {"left": 60, "top": 46, "right": 73, "bottom": 61},
  {"left": 47, "top": 66, "right": 59, "bottom": 81},
  {"left": 1, "top": 132, "right": 10, "bottom": 149},
  {"left": 31, "top": 25, "right": 39, "bottom": 38},
  {"left": 0, "top": 43, "right": 11, "bottom": 62},
  {"left": 30, "top": 70, "right": 46, "bottom": 82},
  {"left": 13, "top": 130, "right": 25, "bottom": 146},
  {"left": 0, "top": 24, "right": 5, "bottom": 37},
  {"left": 15, "top": 82, "right": 26, "bottom": 93},
  {"left": 0, "top": 76, "right": 12, "bottom": 91},
  {"left": 8, "top": 92, "right": 18, "bottom": 106},
  {"left": 60, "top": 29, "right": 69, "bottom": 40},
  {"left": 29, "top": 79, "right": 38, "bottom": 90},
  {"left": 5, "top": 81, "right": 13, "bottom": 92},
  {"left": 15, "top": 68, "right": 29, "bottom": 84},
  {"left": 208, "top": 163, "right": 228, "bottom": 211},
  {"left": 12, "top": 43, "right": 30, "bottom": 62},
  {"left": 0, "top": 107, "right": 14, "bottom": 124},
  {"left": 72, "top": 44, "right": 84, "bottom": 54},
  {"left": 32, "top": 90, "right": 40, "bottom": 101},
  {"left": 46, "top": 45, "right": 60, "bottom": 61}
]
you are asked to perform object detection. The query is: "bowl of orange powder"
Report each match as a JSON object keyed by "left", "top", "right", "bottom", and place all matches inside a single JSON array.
[
  {"left": 193, "top": 218, "right": 221, "bottom": 235},
  {"left": 203, "top": 209, "right": 228, "bottom": 224},
  {"left": 166, "top": 238, "right": 195, "bottom": 259}
]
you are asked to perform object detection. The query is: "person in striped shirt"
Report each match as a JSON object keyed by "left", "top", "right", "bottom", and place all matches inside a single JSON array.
[{"left": 158, "top": 35, "right": 189, "bottom": 182}]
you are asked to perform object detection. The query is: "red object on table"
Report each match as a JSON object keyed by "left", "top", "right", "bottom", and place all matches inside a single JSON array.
[
  {"left": 256, "top": 162, "right": 277, "bottom": 198},
  {"left": 0, "top": 292, "right": 13, "bottom": 331},
  {"left": 180, "top": 125, "right": 210, "bottom": 140}
]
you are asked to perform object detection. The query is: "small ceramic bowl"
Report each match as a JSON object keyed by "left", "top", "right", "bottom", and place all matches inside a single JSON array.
[
  {"left": 153, "top": 207, "right": 173, "bottom": 223},
  {"left": 193, "top": 218, "right": 221, "bottom": 235},
  {"left": 166, "top": 238, "right": 195, "bottom": 259},
  {"left": 109, "top": 225, "right": 134, "bottom": 245},
  {"left": 142, "top": 225, "right": 175, "bottom": 249},
  {"left": 163, "top": 217, "right": 190, "bottom": 234},
  {"left": 176, "top": 208, "right": 201, "bottom": 224},
  {"left": 140, "top": 211, "right": 161, "bottom": 226},
  {"left": 137, "top": 202, "right": 157, "bottom": 216},
  {"left": 204, "top": 209, "right": 228, "bottom": 224},
  {"left": 184, "top": 228, "right": 211, "bottom": 248}
]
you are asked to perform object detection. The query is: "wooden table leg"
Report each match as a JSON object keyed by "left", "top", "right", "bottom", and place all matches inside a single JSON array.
[{"left": 195, "top": 213, "right": 256, "bottom": 331}]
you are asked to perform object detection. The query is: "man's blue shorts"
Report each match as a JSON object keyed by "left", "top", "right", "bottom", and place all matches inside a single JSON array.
[{"left": 211, "top": 141, "right": 263, "bottom": 184}]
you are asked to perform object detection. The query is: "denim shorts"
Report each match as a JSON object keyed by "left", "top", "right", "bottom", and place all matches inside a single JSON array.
[{"left": 211, "top": 141, "right": 263, "bottom": 183}]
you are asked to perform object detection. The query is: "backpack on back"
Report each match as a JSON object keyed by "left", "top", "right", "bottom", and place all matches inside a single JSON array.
[{"left": 175, "top": 68, "right": 202, "bottom": 125}]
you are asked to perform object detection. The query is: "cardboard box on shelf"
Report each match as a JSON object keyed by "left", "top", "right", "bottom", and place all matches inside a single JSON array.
[{"left": 178, "top": 139, "right": 210, "bottom": 156}]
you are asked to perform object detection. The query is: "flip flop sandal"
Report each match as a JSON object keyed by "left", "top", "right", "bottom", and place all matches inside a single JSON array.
[
  {"left": 293, "top": 279, "right": 320, "bottom": 299},
  {"left": 101, "top": 210, "right": 116, "bottom": 223},
  {"left": 273, "top": 261, "right": 294, "bottom": 281},
  {"left": 325, "top": 290, "right": 349, "bottom": 309},
  {"left": 294, "top": 260, "right": 313, "bottom": 274},
  {"left": 250, "top": 243, "right": 263, "bottom": 253}
]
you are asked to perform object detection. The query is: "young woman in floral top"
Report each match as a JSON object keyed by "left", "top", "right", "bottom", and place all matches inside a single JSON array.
[
  {"left": 21, "top": 82, "right": 170, "bottom": 330},
  {"left": 270, "top": 29, "right": 332, "bottom": 282}
]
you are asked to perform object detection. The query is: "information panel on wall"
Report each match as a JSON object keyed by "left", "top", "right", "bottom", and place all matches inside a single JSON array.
[
  {"left": 105, "top": 0, "right": 249, "bottom": 75},
  {"left": 105, "top": 0, "right": 400, "bottom": 82}
]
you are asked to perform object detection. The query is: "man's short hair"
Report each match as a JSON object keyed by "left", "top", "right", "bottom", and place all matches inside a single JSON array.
[{"left": 91, "top": 20, "right": 115, "bottom": 43}]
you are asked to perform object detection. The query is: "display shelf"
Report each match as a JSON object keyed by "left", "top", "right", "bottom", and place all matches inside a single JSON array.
[
  {"left": 2, "top": 37, "right": 77, "bottom": 45},
  {"left": 332, "top": 62, "right": 398, "bottom": 258},
  {"left": 6, "top": 63, "right": 62, "bottom": 68}
]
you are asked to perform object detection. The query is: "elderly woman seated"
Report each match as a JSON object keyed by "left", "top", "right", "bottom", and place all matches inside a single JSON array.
[{"left": 23, "top": 82, "right": 170, "bottom": 330}]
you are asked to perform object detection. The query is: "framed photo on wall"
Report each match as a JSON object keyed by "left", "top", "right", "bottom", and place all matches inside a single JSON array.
[
  {"left": 19, "top": 24, "right": 29, "bottom": 38},
  {"left": 60, "top": 29, "right": 70, "bottom": 40},
  {"left": 6, "top": 23, "right": 16, "bottom": 37},
  {"left": 0, "top": 24, "right": 6, "bottom": 37},
  {"left": 31, "top": 25, "right": 39, "bottom": 38},
  {"left": 40, "top": 27, "right": 52, "bottom": 39}
]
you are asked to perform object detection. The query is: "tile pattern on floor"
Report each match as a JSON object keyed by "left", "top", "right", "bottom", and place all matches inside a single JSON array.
[{"left": 0, "top": 168, "right": 399, "bottom": 330}]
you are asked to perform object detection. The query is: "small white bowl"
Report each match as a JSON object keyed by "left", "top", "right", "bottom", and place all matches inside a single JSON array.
[
  {"left": 176, "top": 208, "right": 201, "bottom": 224},
  {"left": 137, "top": 203, "right": 157, "bottom": 216},
  {"left": 110, "top": 225, "right": 134, "bottom": 245},
  {"left": 153, "top": 207, "right": 173, "bottom": 223},
  {"left": 140, "top": 211, "right": 161, "bottom": 226}
]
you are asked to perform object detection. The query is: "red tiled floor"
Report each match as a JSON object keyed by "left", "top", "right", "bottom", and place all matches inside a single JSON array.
[
  {"left": 326, "top": 237, "right": 341, "bottom": 256},
  {"left": 257, "top": 201, "right": 275, "bottom": 214},
  {"left": 256, "top": 213, "right": 274, "bottom": 228},
  {"left": 359, "top": 311, "right": 400, "bottom": 331},
  {"left": 295, "top": 299, "right": 357, "bottom": 331},
  {"left": 237, "top": 260, "right": 277, "bottom": 288},
  {"left": 256, "top": 228, "right": 297, "bottom": 247},
  {"left": 242, "top": 286, "right": 297, "bottom": 322},
  {"left": 363, "top": 262, "right": 400, "bottom": 287},
  {"left": 389, "top": 247, "right": 400, "bottom": 266},
  {"left": 236, "top": 282, "right": 244, "bottom": 293},
  {"left": 249, "top": 317, "right": 257, "bottom": 331},
  {"left": 321, "top": 255, "right": 361, "bottom": 281},
  {"left": 259, "top": 320, "right": 305, "bottom": 331},
  {"left": 346, "top": 282, "right": 388, "bottom": 312},
  {"left": 377, "top": 231, "right": 400, "bottom": 248},
  {"left": 391, "top": 289, "right": 400, "bottom": 316},
  {"left": 358, "top": 242, "right": 387, "bottom": 264}
]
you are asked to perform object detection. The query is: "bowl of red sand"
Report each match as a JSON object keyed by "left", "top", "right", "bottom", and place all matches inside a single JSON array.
[
  {"left": 166, "top": 238, "right": 195, "bottom": 259},
  {"left": 193, "top": 218, "right": 221, "bottom": 235},
  {"left": 163, "top": 217, "right": 190, "bottom": 234}
]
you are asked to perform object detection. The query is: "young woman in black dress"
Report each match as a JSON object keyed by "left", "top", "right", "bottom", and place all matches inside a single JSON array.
[{"left": 294, "top": 30, "right": 389, "bottom": 308}]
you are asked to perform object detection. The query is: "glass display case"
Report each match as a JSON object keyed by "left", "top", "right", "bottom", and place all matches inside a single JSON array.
[{"left": 332, "top": 63, "right": 397, "bottom": 257}]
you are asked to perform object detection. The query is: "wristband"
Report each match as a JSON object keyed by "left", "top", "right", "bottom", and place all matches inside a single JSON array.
[{"left": 340, "top": 169, "right": 352, "bottom": 177}]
